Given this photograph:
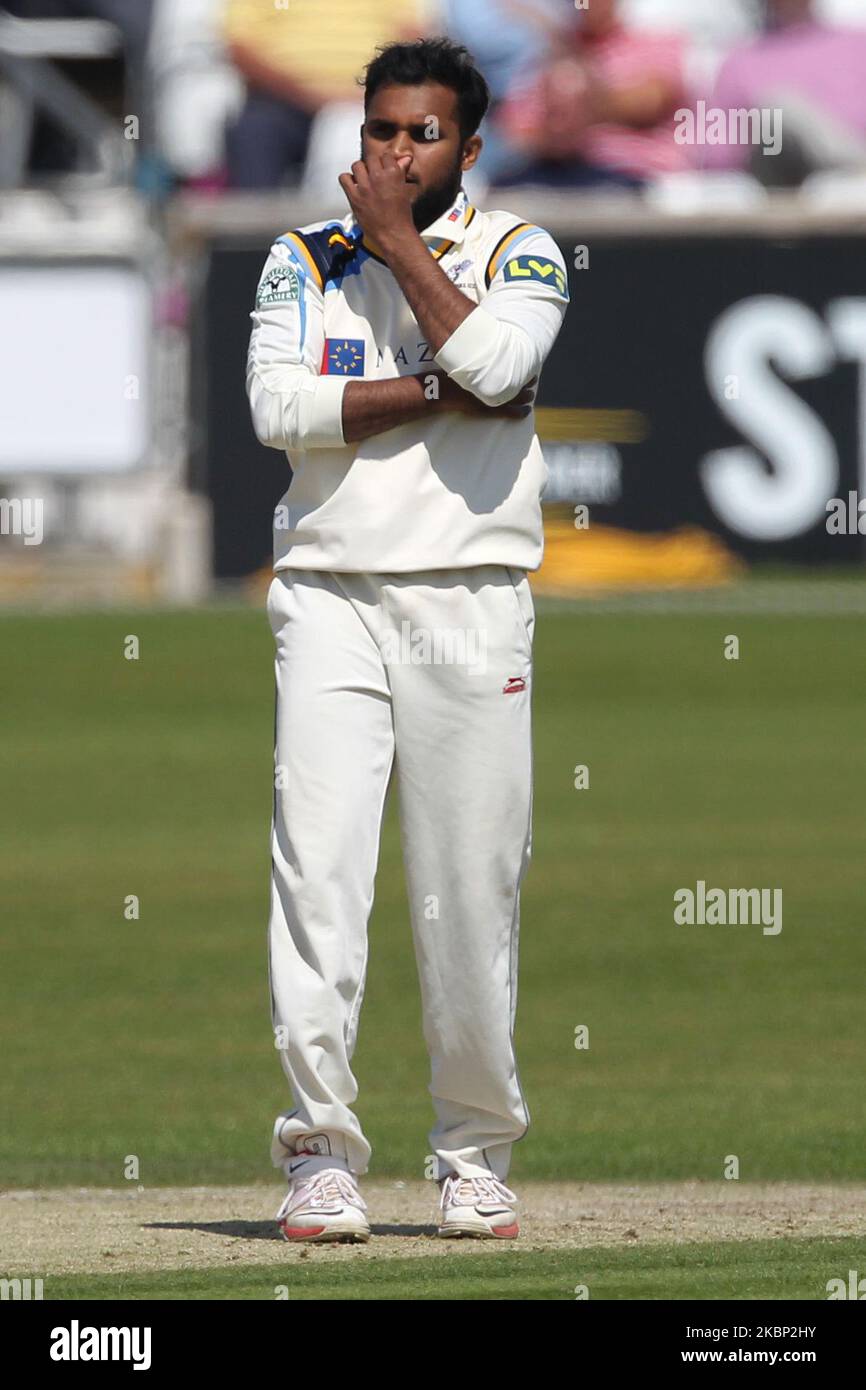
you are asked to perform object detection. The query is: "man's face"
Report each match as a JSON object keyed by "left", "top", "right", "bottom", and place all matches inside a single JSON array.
[{"left": 361, "top": 81, "right": 481, "bottom": 233}]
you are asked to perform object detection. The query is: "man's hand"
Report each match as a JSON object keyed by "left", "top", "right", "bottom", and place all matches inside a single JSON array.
[
  {"left": 340, "top": 373, "right": 537, "bottom": 445},
  {"left": 433, "top": 372, "right": 538, "bottom": 420},
  {"left": 337, "top": 152, "right": 417, "bottom": 251}
]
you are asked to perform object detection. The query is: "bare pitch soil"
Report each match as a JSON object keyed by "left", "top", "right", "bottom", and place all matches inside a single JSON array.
[{"left": 3, "top": 1181, "right": 865, "bottom": 1276}]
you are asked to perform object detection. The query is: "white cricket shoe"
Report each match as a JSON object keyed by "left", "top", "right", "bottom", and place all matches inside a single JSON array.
[
  {"left": 436, "top": 1173, "right": 520, "bottom": 1239},
  {"left": 276, "top": 1166, "right": 370, "bottom": 1243}
]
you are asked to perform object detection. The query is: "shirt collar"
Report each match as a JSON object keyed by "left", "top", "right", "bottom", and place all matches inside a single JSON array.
[{"left": 418, "top": 186, "right": 472, "bottom": 245}]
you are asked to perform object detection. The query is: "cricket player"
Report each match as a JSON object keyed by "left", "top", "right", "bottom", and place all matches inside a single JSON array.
[{"left": 246, "top": 36, "right": 570, "bottom": 1242}]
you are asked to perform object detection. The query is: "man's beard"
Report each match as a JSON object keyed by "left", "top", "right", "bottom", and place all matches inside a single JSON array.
[{"left": 410, "top": 159, "right": 464, "bottom": 233}]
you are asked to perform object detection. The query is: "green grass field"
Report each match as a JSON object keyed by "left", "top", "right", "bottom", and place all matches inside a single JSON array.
[
  {"left": 1, "top": 584, "right": 864, "bottom": 1297},
  {"left": 39, "top": 1236, "right": 866, "bottom": 1301}
]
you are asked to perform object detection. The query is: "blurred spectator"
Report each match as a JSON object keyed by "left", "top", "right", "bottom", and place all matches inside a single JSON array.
[
  {"left": 621, "top": 0, "right": 866, "bottom": 46},
  {"left": 701, "top": 0, "right": 866, "bottom": 185},
  {"left": 492, "top": 0, "right": 690, "bottom": 189},
  {"left": 222, "top": 0, "right": 431, "bottom": 190},
  {"left": 619, "top": 0, "right": 760, "bottom": 84},
  {"left": 147, "top": 0, "right": 243, "bottom": 190},
  {"left": 441, "top": 0, "right": 562, "bottom": 185}
]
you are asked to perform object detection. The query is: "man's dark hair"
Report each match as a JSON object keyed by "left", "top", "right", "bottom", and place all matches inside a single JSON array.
[{"left": 361, "top": 37, "right": 491, "bottom": 144}]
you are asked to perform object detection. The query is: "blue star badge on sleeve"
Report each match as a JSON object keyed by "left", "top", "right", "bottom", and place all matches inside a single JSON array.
[{"left": 323, "top": 338, "right": 366, "bottom": 376}]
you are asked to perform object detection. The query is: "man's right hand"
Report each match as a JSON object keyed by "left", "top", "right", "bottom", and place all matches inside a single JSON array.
[{"left": 430, "top": 372, "right": 538, "bottom": 420}]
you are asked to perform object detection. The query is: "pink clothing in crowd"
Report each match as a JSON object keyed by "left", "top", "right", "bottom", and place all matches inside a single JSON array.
[
  {"left": 499, "top": 23, "right": 691, "bottom": 179},
  {"left": 703, "top": 20, "right": 866, "bottom": 169}
]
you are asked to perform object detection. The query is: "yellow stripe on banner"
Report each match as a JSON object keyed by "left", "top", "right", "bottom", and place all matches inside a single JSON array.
[
  {"left": 533, "top": 518, "right": 743, "bottom": 596},
  {"left": 280, "top": 232, "right": 323, "bottom": 291},
  {"left": 485, "top": 222, "right": 534, "bottom": 287},
  {"left": 534, "top": 407, "right": 651, "bottom": 445}
]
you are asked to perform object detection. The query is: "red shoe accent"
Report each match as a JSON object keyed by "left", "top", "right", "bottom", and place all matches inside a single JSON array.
[
  {"left": 492, "top": 1222, "right": 520, "bottom": 1238},
  {"left": 281, "top": 1224, "right": 327, "bottom": 1239}
]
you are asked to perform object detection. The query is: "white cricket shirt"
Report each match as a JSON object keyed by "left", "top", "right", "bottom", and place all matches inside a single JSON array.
[{"left": 245, "top": 185, "right": 570, "bottom": 573}]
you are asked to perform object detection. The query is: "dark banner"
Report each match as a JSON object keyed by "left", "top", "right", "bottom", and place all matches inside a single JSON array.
[{"left": 200, "top": 234, "right": 866, "bottom": 579}]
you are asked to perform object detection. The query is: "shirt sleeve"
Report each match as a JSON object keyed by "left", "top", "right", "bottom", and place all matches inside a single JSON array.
[
  {"left": 245, "top": 237, "right": 349, "bottom": 451},
  {"left": 433, "top": 227, "right": 570, "bottom": 407}
]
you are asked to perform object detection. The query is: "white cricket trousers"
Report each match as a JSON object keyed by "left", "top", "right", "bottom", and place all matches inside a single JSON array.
[{"left": 266, "top": 563, "right": 535, "bottom": 1183}]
